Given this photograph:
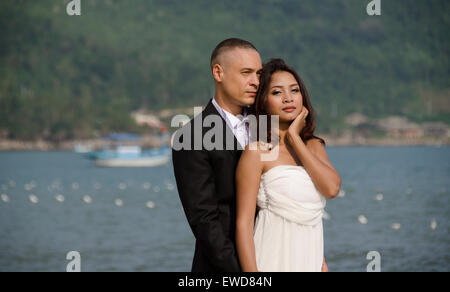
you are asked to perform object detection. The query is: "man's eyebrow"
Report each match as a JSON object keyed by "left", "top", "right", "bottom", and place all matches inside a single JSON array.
[{"left": 241, "top": 68, "right": 258, "bottom": 72}]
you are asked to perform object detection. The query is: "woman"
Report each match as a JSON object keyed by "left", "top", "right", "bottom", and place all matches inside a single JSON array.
[{"left": 235, "top": 59, "right": 341, "bottom": 272}]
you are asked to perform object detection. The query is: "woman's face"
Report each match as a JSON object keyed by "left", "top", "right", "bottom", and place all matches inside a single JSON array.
[{"left": 265, "top": 71, "right": 303, "bottom": 123}]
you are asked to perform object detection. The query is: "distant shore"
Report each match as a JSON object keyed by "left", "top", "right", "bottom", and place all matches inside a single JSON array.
[
  {"left": 0, "top": 135, "right": 163, "bottom": 151},
  {"left": 0, "top": 135, "right": 448, "bottom": 151},
  {"left": 322, "top": 136, "right": 449, "bottom": 147}
]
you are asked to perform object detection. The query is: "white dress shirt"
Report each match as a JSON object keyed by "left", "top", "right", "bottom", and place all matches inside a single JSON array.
[{"left": 212, "top": 98, "right": 250, "bottom": 149}]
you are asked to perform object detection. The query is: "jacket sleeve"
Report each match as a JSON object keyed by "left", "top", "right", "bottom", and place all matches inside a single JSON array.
[{"left": 172, "top": 147, "right": 241, "bottom": 272}]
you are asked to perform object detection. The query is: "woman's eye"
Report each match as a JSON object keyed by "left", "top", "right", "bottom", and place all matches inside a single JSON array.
[
  {"left": 271, "top": 91, "right": 281, "bottom": 95},
  {"left": 292, "top": 88, "right": 300, "bottom": 93}
]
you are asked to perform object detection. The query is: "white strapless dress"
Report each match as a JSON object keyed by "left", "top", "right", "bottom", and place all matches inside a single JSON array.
[{"left": 254, "top": 165, "right": 326, "bottom": 272}]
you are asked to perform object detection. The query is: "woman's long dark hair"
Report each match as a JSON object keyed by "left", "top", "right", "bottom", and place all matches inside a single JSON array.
[{"left": 251, "top": 58, "right": 325, "bottom": 146}]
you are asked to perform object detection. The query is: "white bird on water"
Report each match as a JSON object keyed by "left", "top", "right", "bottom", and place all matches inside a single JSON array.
[
  {"left": 430, "top": 219, "right": 437, "bottom": 230},
  {"left": 375, "top": 193, "right": 384, "bottom": 201},
  {"left": 391, "top": 223, "right": 401, "bottom": 230},
  {"left": 29, "top": 194, "right": 39, "bottom": 204},
  {"left": 115, "top": 198, "right": 124, "bottom": 207},
  {"left": 83, "top": 195, "right": 92, "bottom": 204},
  {"left": 358, "top": 215, "right": 368, "bottom": 225},
  {"left": 1, "top": 194, "right": 9, "bottom": 203},
  {"left": 55, "top": 194, "right": 65, "bottom": 203},
  {"left": 146, "top": 201, "right": 155, "bottom": 209}
]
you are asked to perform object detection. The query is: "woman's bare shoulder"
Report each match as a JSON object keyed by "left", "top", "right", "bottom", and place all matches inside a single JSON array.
[
  {"left": 306, "top": 138, "right": 326, "bottom": 151},
  {"left": 237, "top": 142, "right": 269, "bottom": 180},
  {"left": 240, "top": 141, "right": 276, "bottom": 172}
]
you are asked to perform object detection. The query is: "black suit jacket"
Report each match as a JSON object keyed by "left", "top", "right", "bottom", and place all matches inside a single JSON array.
[{"left": 172, "top": 99, "right": 243, "bottom": 272}]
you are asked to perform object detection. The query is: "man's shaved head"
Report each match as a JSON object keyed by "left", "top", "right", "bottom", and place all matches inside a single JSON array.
[
  {"left": 210, "top": 38, "right": 262, "bottom": 115},
  {"left": 210, "top": 38, "right": 258, "bottom": 69}
]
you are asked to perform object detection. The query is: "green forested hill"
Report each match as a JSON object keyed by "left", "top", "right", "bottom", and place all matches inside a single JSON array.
[{"left": 0, "top": 0, "right": 448, "bottom": 140}]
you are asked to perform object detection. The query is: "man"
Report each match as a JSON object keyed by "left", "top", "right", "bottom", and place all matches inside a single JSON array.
[{"left": 172, "top": 38, "right": 262, "bottom": 272}]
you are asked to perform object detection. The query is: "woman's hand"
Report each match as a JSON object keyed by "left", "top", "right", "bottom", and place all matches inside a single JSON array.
[{"left": 287, "top": 106, "right": 308, "bottom": 143}]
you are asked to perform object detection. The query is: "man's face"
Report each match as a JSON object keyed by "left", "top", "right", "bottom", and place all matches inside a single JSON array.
[{"left": 217, "top": 48, "right": 262, "bottom": 107}]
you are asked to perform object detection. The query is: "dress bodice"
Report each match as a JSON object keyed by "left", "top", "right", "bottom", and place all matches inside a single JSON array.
[{"left": 257, "top": 165, "right": 326, "bottom": 226}]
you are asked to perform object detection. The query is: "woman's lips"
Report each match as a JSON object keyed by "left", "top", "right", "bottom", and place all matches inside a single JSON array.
[{"left": 282, "top": 107, "right": 296, "bottom": 112}]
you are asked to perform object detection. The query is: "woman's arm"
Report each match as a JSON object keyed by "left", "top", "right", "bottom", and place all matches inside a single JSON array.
[
  {"left": 235, "top": 143, "right": 264, "bottom": 272},
  {"left": 287, "top": 134, "right": 341, "bottom": 199},
  {"left": 286, "top": 108, "right": 342, "bottom": 199},
  {"left": 322, "top": 257, "right": 329, "bottom": 272},
  {"left": 288, "top": 135, "right": 341, "bottom": 199}
]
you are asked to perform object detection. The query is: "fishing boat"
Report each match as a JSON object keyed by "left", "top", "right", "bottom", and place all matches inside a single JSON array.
[
  {"left": 88, "top": 133, "right": 171, "bottom": 168},
  {"left": 94, "top": 146, "right": 171, "bottom": 167}
]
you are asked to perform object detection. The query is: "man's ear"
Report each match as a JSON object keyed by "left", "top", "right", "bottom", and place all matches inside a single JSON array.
[{"left": 212, "top": 64, "right": 224, "bottom": 82}]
